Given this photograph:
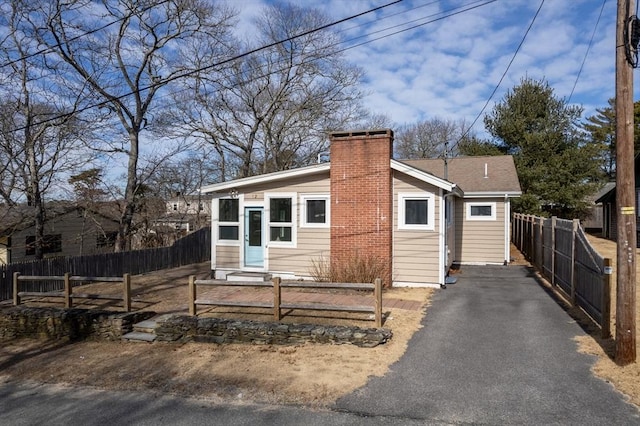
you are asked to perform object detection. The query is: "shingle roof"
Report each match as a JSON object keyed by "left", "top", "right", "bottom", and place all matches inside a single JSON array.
[{"left": 401, "top": 155, "right": 522, "bottom": 194}]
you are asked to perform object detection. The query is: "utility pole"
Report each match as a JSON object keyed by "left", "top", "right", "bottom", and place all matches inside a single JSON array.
[{"left": 615, "top": 0, "right": 636, "bottom": 365}]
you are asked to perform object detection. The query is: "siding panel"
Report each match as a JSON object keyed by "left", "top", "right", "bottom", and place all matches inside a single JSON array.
[
  {"left": 392, "top": 173, "right": 441, "bottom": 284},
  {"left": 455, "top": 197, "right": 506, "bottom": 264}
]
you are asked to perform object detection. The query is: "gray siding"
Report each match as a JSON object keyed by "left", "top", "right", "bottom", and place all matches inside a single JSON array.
[{"left": 8, "top": 210, "right": 119, "bottom": 263}]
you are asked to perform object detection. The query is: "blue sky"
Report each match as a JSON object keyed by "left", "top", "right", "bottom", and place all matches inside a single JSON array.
[{"left": 235, "top": 0, "right": 621, "bottom": 137}]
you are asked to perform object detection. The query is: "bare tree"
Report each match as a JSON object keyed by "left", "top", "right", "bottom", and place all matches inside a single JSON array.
[
  {"left": 395, "top": 117, "right": 472, "bottom": 159},
  {"left": 30, "top": 0, "right": 236, "bottom": 251},
  {"left": 171, "top": 2, "right": 365, "bottom": 180},
  {"left": 0, "top": 1, "right": 87, "bottom": 259}
]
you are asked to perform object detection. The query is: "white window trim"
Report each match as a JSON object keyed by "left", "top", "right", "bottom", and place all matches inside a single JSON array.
[
  {"left": 466, "top": 201, "right": 497, "bottom": 221},
  {"left": 300, "top": 194, "right": 330, "bottom": 228},
  {"left": 214, "top": 196, "right": 242, "bottom": 246},
  {"left": 266, "top": 192, "right": 297, "bottom": 248},
  {"left": 398, "top": 192, "right": 435, "bottom": 231}
]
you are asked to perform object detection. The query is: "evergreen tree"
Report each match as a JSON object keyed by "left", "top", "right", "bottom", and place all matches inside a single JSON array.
[
  {"left": 582, "top": 98, "right": 640, "bottom": 179},
  {"left": 484, "top": 77, "right": 604, "bottom": 218}
]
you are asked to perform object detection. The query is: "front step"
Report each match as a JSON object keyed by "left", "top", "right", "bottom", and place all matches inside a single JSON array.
[
  {"left": 122, "top": 331, "right": 156, "bottom": 342},
  {"left": 122, "top": 314, "right": 173, "bottom": 343},
  {"left": 226, "top": 271, "right": 272, "bottom": 282}
]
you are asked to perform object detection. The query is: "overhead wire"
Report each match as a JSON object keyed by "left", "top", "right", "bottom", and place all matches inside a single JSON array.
[
  {"left": 567, "top": 0, "right": 607, "bottom": 104},
  {"left": 7, "top": 0, "right": 498, "bottom": 134},
  {"left": 5, "top": 0, "right": 403, "bottom": 133},
  {"left": 144, "top": 0, "right": 498, "bottom": 117},
  {"left": 0, "top": 0, "right": 173, "bottom": 70},
  {"left": 448, "top": 0, "right": 546, "bottom": 154}
]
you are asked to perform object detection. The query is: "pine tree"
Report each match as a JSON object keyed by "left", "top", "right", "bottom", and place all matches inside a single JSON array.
[{"left": 484, "top": 77, "right": 604, "bottom": 218}]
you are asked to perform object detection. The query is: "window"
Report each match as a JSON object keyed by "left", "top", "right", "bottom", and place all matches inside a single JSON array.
[
  {"left": 398, "top": 193, "right": 434, "bottom": 230},
  {"left": 301, "top": 195, "right": 329, "bottom": 227},
  {"left": 97, "top": 231, "right": 117, "bottom": 248},
  {"left": 25, "top": 234, "right": 62, "bottom": 256},
  {"left": 466, "top": 202, "right": 496, "bottom": 221},
  {"left": 172, "top": 203, "right": 178, "bottom": 211},
  {"left": 218, "top": 198, "right": 239, "bottom": 241},
  {"left": 266, "top": 194, "right": 296, "bottom": 244}
]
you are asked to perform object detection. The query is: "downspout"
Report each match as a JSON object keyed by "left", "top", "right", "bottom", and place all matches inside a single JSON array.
[
  {"left": 441, "top": 188, "right": 457, "bottom": 289},
  {"left": 504, "top": 194, "right": 511, "bottom": 265}
]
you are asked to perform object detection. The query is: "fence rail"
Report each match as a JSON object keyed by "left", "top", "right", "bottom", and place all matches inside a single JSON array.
[
  {"left": 1, "top": 227, "right": 211, "bottom": 302},
  {"left": 512, "top": 213, "right": 611, "bottom": 338},
  {"left": 189, "top": 276, "right": 384, "bottom": 327},
  {"left": 13, "top": 272, "right": 132, "bottom": 312}
]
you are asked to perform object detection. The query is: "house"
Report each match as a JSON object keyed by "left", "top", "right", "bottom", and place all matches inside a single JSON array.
[
  {"left": 200, "top": 129, "right": 521, "bottom": 288},
  {"left": 595, "top": 155, "right": 640, "bottom": 244},
  {"left": 148, "top": 194, "right": 212, "bottom": 242},
  {"left": 0, "top": 203, "right": 120, "bottom": 264},
  {"left": 582, "top": 182, "right": 616, "bottom": 233}
]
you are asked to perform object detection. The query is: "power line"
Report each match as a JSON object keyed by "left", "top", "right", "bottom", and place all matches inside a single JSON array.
[
  {"left": 97, "top": 0, "right": 498, "bottom": 127},
  {"left": 0, "top": 0, "right": 172, "bottom": 70},
  {"left": 449, "top": 0, "right": 546, "bottom": 154},
  {"left": 7, "top": 0, "right": 403, "bottom": 133},
  {"left": 568, "top": 0, "right": 607, "bottom": 103}
]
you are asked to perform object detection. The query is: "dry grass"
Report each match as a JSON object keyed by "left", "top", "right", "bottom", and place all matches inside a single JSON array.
[{"left": 0, "top": 263, "right": 433, "bottom": 406}]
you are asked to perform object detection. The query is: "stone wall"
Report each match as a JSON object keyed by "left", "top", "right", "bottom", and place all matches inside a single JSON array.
[
  {"left": 0, "top": 306, "right": 155, "bottom": 341},
  {"left": 155, "top": 315, "right": 393, "bottom": 347}
]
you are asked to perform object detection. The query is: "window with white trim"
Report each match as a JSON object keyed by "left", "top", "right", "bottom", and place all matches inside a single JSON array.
[
  {"left": 300, "top": 194, "right": 329, "bottom": 227},
  {"left": 218, "top": 198, "right": 239, "bottom": 240},
  {"left": 267, "top": 194, "right": 295, "bottom": 244},
  {"left": 398, "top": 193, "right": 435, "bottom": 231},
  {"left": 466, "top": 201, "right": 496, "bottom": 221}
]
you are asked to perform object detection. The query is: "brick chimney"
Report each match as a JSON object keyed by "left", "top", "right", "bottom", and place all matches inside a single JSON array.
[{"left": 329, "top": 129, "right": 393, "bottom": 286}]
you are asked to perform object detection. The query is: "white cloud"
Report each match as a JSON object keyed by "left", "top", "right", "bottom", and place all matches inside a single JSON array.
[{"left": 233, "top": 0, "right": 623, "bottom": 133}]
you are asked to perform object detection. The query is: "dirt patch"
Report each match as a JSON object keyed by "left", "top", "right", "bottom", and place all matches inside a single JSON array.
[
  {"left": 513, "top": 237, "right": 640, "bottom": 407},
  {"left": 0, "top": 263, "right": 432, "bottom": 406}
]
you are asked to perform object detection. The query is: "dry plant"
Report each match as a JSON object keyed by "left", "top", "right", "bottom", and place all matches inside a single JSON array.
[{"left": 309, "top": 252, "right": 391, "bottom": 284}]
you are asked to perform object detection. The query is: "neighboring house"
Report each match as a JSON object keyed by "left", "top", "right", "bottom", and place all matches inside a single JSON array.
[
  {"left": 0, "top": 203, "right": 120, "bottom": 264},
  {"left": 595, "top": 155, "right": 640, "bottom": 244},
  {"left": 166, "top": 194, "right": 212, "bottom": 216},
  {"left": 582, "top": 182, "right": 616, "bottom": 233},
  {"left": 154, "top": 194, "right": 213, "bottom": 233},
  {"left": 200, "top": 129, "right": 522, "bottom": 288}
]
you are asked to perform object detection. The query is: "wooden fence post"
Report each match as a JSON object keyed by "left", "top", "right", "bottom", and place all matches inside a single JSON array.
[
  {"left": 537, "top": 216, "right": 544, "bottom": 269},
  {"left": 570, "top": 219, "right": 579, "bottom": 306},
  {"left": 273, "top": 276, "right": 281, "bottom": 321},
  {"left": 602, "top": 258, "right": 612, "bottom": 339},
  {"left": 123, "top": 273, "right": 131, "bottom": 312},
  {"left": 13, "top": 272, "right": 20, "bottom": 306},
  {"left": 64, "top": 273, "right": 72, "bottom": 309},
  {"left": 189, "top": 275, "right": 196, "bottom": 316},
  {"left": 374, "top": 278, "right": 383, "bottom": 328}
]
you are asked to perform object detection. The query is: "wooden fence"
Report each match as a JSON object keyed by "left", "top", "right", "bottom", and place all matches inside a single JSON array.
[
  {"left": 512, "top": 213, "right": 611, "bottom": 338},
  {"left": 0, "top": 227, "right": 211, "bottom": 302},
  {"left": 13, "top": 273, "right": 132, "bottom": 312},
  {"left": 189, "top": 276, "right": 384, "bottom": 327}
]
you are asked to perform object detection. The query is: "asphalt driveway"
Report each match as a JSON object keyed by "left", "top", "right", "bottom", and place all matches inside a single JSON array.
[{"left": 336, "top": 265, "right": 640, "bottom": 425}]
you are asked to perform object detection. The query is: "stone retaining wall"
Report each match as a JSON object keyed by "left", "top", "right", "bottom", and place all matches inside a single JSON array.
[
  {"left": 155, "top": 315, "right": 393, "bottom": 347},
  {"left": 0, "top": 306, "right": 155, "bottom": 341}
]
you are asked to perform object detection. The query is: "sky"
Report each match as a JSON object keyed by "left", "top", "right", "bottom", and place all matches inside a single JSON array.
[{"left": 234, "top": 0, "right": 622, "bottom": 138}]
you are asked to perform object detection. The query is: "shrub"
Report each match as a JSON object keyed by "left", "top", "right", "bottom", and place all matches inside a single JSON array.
[{"left": 309, "top": 252, "right": 390, "bottom": 286}]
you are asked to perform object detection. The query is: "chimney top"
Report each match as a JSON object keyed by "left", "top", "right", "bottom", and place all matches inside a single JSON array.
[{"left": 330, "top": 129, "right": 393, "bottom": 140}]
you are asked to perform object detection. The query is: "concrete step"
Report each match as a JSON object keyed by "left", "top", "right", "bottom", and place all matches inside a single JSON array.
[
  {"left": 133, "top": 319, "right": 157, "bottom": 334},
  {"left": 226, "top": 272, "right": 272, "bottom": 282},
  {"left": 122, "top": 331, "right": 157, "bottom": 342}
]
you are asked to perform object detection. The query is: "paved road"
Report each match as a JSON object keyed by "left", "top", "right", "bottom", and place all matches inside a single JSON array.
[
  {"left": 336, "top": 265, "right": 640, "bottom": 425},
  {"left": 1, "top": 265, "right": 638, "bottom": 425}
]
